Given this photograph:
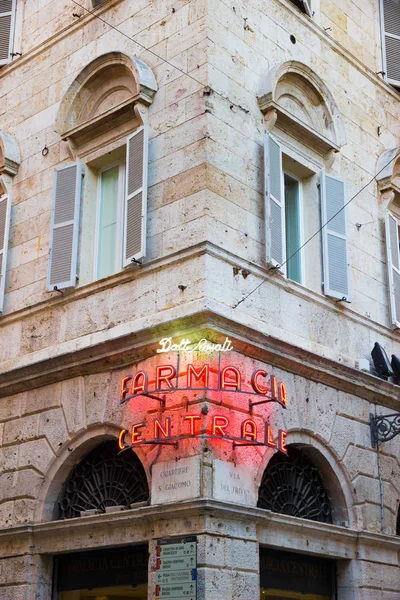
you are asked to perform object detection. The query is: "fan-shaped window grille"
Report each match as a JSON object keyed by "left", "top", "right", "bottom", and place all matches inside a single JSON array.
[
  {"left": 396, "top": 505, "right": 400, "bottom": 536},
  {"left": 258, "top": 447, "right": 332, "bottom": 524},
  {"left": 56, "top": 441, "right": 149, "bottom": 520}
]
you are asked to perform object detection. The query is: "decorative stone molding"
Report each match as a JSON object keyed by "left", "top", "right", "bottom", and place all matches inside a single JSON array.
[
  {"left": 376, "top": 147, "right": 400, "bottom": 202},
  {"left": 55, "top": 52, "right": 157, "bottom": 157},
  {"left": 0, "top": 130, "right": 21, "bottom": 177},
  {"left": 258, "top": 61, "right": 346, "bottom": 160}
]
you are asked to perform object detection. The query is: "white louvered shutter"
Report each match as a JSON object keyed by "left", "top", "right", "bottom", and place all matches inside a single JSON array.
[
  {"left": 47, "top": 163, "right": 82, "bottom": 291},
  {"left": 320, "top": 173, "right": 351, "bottom": 301},
  {"left": 380, "top": 0, "right": 400, "bottom": 86},
  {"left": 385, "top": 212, "right": 400, "bottom": 327},
  {"left": 264, "top": 132, "right": 286, "bottom": 274},
  {"left": 0, "top": 0, "right": 16, "bottom": 67},
  {"left": 301, "top": 0, "right": 312, "bottom": 16},
  {"left": 0, "top": 191, "right": 11, "bottom": 312},
  {"left": 123, "top": 126, "right": 148, "bottom": 267}
]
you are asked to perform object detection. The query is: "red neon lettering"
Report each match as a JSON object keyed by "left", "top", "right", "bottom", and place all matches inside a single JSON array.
[
  {"left": 270, "top": 375, "right": 278, "bottom": 400},
  {"left": 118, "top": 429, "right": 127, "bottom": 450},
  {"left": 154, "top": 417, "right": 171, "bottom": 439},
  {"left": 187, "top": 364, "right": 209, "bottom": 388},
  {"left": 278, "top": 430, "right": 288, "bottom": 453},
  {"left": 213, "top": 415, "right": 229, "bottom": 436},
  {"left": 241, "top": 419, "right": 257, "bottom": 441},
  {"left": 279, "top": 382, "right": 287, "bottom": 407},
  {"left": 220, "top": 366, "right": 241, "bottom": 390},
  {"left": 156, "top": 365, "right": 176, "bottom": 390},
  {"left": 184, "top": 415, "right": 201, "bottom": 435},
  {"left": 251, "top": 370, "right": 268, "bottom": 395},
  {"left": 120, "top": 376, "right": 131, "bottom": 401},
  {"left": 265, "top": 424, "right": 276, "bottom": 448},
  {"left": 131, "top": 371, "right": 148, "bottom": 395},
  {"left": 132, "top": 422, "right": 145, "bottom": 445}
]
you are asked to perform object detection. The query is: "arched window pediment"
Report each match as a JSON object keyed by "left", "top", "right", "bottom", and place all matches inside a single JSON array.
[
  {"left": 0, "top": 130, "right": 20, "bottom": 177},
  {"left": 55, "top": 52, "right": 157, "bottom": 155},
  {"left": 376, "top": 147, "right": 400, "bottom": 199},
  {"left": 258, "top": 61, "right": 346, "bottom": 159}
]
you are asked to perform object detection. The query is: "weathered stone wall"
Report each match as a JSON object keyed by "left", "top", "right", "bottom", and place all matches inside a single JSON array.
[{"left": 0, "top": 1, "right": 400, "bottom": 599}]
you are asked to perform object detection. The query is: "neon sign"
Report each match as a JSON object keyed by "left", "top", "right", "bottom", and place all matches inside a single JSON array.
[
  {"left": 119, "top": 350, "right": 289, "bottom": 455},
  {"left": 119, "top": 416, "right": 288, "bottom": 453},
  {"left": 120, "top": 362, "right": 287, "bottom": 408},
  {"left": 157, "top": 337, "right": 234, "bottom": 354}
]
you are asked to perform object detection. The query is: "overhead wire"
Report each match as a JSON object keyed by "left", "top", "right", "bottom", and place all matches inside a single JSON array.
[
  {"left": 70, "top": 0, "right": 395, "bottom": 313},
  {"left": 232, "top": 154, "right": 396, "bottom": 309},
  {"left": 70, "top": 0, "right": 210, "bottom": 93}
]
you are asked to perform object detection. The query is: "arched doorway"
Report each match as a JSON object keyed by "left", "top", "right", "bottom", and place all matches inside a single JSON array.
[
  {"left": 258, "top": 446, "right": 336, "bottom": 600},
  {"left": 53, "top": 441, "right": 149, "bottom": 600}
]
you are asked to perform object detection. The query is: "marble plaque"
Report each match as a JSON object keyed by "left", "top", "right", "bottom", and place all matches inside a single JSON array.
[
  {"left": 152, "top": 456, "right": 201, "bottom": 505},
  {"left": 213, "top": 459, "right": 257, "bottom": 506}
]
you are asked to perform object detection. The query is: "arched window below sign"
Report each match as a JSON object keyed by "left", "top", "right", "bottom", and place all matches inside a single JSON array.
[
  {"left": 258, "top": 446, "right": 333, "bottom": 524},
  {"left": 396, "top": 504, "right": 400, "bottom": 536},
  {"left": 56, "top": 440, "right": 149, "bottom": 519}
]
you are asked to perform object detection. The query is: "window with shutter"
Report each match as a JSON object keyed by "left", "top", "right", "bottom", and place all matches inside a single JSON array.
[
  {"left": 320, "top": 173, "right": 350, "bottom": 301},
  {"left": 264, "top": 133, "right": 286, "bottom": 274},
  {"left": 0, "top": 0, "right": 16, "bottom": 67},
  {"left": 123, "top": 126, "right": 148, "bottom": 267},
  {"left": 288, "top": 0, "right": 312, "bottom": 16},
  {"left": 385, "top": 212, "right": 400, "bottom": 328},
  {"left": 380, "top": 0, "right": 400, "bottom": 86},
  {"left": 0, "top": 189, "right": 11, "bottom": 312},
  {"left": 47, "top": 163, "right": 82, "bottom": 291}
]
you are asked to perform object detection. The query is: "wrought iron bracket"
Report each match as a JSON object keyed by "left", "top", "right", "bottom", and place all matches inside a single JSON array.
[{"left": 370, "top": 412, "right": 400, "bottom": 446}]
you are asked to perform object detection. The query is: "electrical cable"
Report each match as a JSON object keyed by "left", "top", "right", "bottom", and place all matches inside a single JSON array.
[
  {"left": 70, "top": 0, "right": 209, "bottom": 93},
  {"left": 232, "top": 154, "right": 397, "bottom": 309},
  {"left": 70, "top": 0, "right": 395, "bottom": 313}
]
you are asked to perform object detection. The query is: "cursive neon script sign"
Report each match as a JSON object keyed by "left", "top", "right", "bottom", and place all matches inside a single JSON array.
[{"left": 157, "top": 337, "right": 234, "bottom": 354}]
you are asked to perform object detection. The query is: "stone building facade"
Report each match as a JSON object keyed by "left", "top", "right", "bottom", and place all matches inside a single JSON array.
[{"left": 0, "top": 0, "right": 399, "bottom": 598}]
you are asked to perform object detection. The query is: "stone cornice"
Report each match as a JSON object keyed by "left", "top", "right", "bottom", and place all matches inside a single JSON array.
[
  {"left": 0, "top": 243, "right": 399, "bottom": 409},
  {"left": 1, "top": 499, "right": 399, "bottom": 562},
  {"left": 0, "top": 302, "right": 399, "bottom": 412}
]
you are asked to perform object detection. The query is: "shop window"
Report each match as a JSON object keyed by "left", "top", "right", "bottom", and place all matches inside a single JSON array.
[
  {"left": 0, "top": 0, "right": 16, "bottom": 66},
  {"left": 54, "top": 546, "right": 148, "bottom": 600},
  {"left": 50, "top": 52, "right": 157, "bottom": 292},
  {"left": 260, "top": 547, "right": 336, "bottom": 599},
  {"left": 56, "top": 440, "right": 149, "bottom": 520},
  {"left": 380, "top": 0, "right": 400, "bottom": 88},
  {"left": 258, "top": 446, "right": 333, "bottom": 524},
  {"left": 288, "top": 0, "right": 312, "bottom": 16}
]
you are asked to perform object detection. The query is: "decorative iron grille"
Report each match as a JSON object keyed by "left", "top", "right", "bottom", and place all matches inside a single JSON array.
[
  {"left": 258, "top": 447, "right": 332, "bottom": 524},
  {"left": 56, "top": 441, "right": 149, "bottom": 520},
  {"left": 397, "top": 506, "right": 400, "bottom": 536}
]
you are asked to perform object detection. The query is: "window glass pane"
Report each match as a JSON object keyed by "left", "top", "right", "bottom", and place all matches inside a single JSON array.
[
  {"left": 284, "top": 174, "right": 302, "bottom": 284},
  {"left": 97, "top": 165, "right": 119, "bottom": 279}
]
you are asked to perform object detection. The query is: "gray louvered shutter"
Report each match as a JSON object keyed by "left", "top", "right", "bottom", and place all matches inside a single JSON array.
[
  {"left": 380, "top": 0, "right": 400, "bottom": 86},
  {"left": 264, "top": 132, "right": 286, "bottom": 274},
  {"left": 320, "top": 173, "right": 351, "bottom": 301},
  {"left": 47, "top": 163, "right": 82, "bottom": 291},
  {"left": 0, "top": 191, "right": 11, "bottom": 312},
  {"left": 123, "top": 126, "right": 148, "bottom": 267},
  {"left": 0, "top": 0, "right": 16, "bottom": 66},
  {"left": 385, "top": 212, "right": 400, "bottom": 327}
]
